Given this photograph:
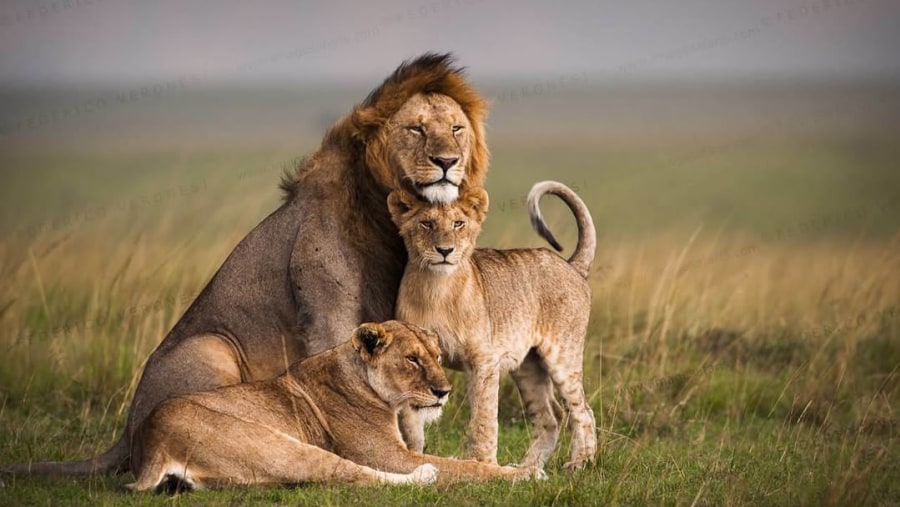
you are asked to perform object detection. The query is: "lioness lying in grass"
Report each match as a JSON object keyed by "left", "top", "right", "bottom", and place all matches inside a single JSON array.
[
  {"left": 389, "top": 181, "right": 597, "bottom": 470},
  {"left": 125, "top": 321, "right": 537, "bottom": 491}
]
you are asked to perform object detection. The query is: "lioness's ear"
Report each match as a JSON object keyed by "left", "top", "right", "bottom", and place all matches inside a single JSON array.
[
  {"left": 351, "top": 322, "right": 393, "bottom": 359},
  {"left": 460, "top": 187, "right": 489, "bottom": 224},
  {"left": 387, "top": 189, "right": 417, "bottom": 225}
]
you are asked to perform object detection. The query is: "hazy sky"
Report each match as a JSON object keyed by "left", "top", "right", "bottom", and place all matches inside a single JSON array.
[{"left": 1, "top": 0, "right": 898, "bottom": 86}]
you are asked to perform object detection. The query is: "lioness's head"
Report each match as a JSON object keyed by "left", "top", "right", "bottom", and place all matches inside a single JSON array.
[
  {"left": 351, "top": 53, "right": 489, "bottom": 204},
  {"left": 351, "top": 320, "right": 451, "bottom": 421},
  {"left": 388, "top": 187, "right": 489, "bottom": 275}
]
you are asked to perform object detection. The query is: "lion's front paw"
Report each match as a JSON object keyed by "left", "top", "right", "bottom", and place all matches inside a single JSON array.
[{"left": 410, "top": 463, "right": 439, "bottom": 484}]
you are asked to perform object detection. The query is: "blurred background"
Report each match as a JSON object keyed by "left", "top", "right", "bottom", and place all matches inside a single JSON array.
[
  {"left": 2, "top": 0, "right": 898, "bottom": 245},
  {"left": 1, "top": 2, "right": 899, "bottom": 502}
]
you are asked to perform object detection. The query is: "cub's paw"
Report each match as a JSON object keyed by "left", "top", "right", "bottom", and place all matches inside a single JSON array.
[
  {"left": 505, "top": 465, "right": 547, "bottom": 482},
  {"left": 563, "top": 457, "right": 593, "bottom": 471},
  {"left": 410, "top": 463, "right": 439, "bottom": 484},
  {"left": 531, "top": 467, "right": 549, "bottom": 480},
  {"left": 524, "top": 466, "right": 548, "bottom": 481}
]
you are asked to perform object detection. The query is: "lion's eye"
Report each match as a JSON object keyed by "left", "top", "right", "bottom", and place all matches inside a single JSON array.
[
  {"left": 452, "top": 125, "right": 464, "bottom": 134},
  {"left": 419, "top": 221, "right": 434, "bottom": 230},
  {"left": 407, "top": 125, "right": 425, "bottom": 135},
  {"left": 406, "top": 355, "right": 420, "bottom": 367},
  {"left": 453, "top": 220, "right": 465, "bottom": 230}
]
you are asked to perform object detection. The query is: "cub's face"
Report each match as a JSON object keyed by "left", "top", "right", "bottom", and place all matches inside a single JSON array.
[
  {"left": 388, "top": 187, "right": 489, "bottom": 275},
  {"left": 352, "top": 321, "right": 451, "bottom": 421},
  {"left": 386, "top": 93, "right": 474, "bottom": 204}
]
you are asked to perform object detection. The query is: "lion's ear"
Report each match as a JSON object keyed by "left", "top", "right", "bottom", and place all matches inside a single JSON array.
[
  {"left": 387, "top": 189, "right": 418, "bottom": 225},
  {"left": 460, "top": 187, "right": 489, "bottom": 224},
  {"left": 350, "top": 107, "right": 382, "bottom": 142},
  {"left": 352, "top": 322, "right": 393, "bottom": 359}
]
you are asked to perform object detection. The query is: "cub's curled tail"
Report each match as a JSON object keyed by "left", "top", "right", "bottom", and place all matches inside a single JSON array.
[{"left": 527, "top": 181, "right": 596, "bottom": 279}]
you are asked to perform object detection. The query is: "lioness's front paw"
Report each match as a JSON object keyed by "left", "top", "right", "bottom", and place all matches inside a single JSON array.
[{"left": 410, "top": 463, "right": 439, "bottom": 484}]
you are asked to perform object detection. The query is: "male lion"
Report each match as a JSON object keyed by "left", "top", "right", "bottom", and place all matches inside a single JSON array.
[
  {"left": 126, "top": 321, "right": 536, "bottom": 491},
  {"left": 3, "top": 53, "right": 489, "bottom": 475},
  {"left": 388, "top": 181, "right": 598, "bottom": 470}
]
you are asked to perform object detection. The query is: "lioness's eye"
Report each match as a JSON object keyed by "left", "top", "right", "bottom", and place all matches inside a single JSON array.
[
  {"left": 452, "top": 125, "right": 464, "bottom": 133},
  {"left": 419, "top": 221, "right": 434, "bottom": 230},
  {"left": 407, "top": 125, "right": 424, "bottom": 135},
  {"left": 406, "top": 355, "right": 420, "bottom": 367},
  {"left": 453, "top": 220, "right": 465, "bottom": 230}
]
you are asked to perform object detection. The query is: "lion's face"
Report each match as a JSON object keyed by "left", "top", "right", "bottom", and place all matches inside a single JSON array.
[
  {"left": 388, "top": 187, "right": 489, "bottom": 275},
  {"left": 352, "top": 321, "right": 451, "bottom": 421},
  {"left": 385, "top": 93, "right": 474, "bottom": 204}
]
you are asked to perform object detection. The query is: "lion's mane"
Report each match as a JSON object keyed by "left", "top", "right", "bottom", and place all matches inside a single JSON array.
[{"left": 279, "top": 53, "right": 489, "bottom": 200}]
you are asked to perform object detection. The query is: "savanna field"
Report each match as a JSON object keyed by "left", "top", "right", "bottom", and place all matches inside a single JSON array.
[{"left": 0, "top": 82, "right": 898, "bottom": 505}]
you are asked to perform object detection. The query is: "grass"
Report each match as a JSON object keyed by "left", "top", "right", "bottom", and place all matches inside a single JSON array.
[{"left": 1, "top": 84, "right": 898, "bottom": 505}]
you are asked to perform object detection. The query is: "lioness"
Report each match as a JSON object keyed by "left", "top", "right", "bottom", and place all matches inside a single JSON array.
[
  {"left": 127, "top": 320, "right": 535, "bottom": 491},
  {"left": 389, "top": 181, "right": 598, "bottom": 470},
  {"left": 3, "top": 53, "right": 490, "bottom": 475}
]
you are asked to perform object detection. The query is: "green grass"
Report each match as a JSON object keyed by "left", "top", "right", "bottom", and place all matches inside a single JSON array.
[{"left": 1, "top": 85, "right": 898, "bottom": 505}]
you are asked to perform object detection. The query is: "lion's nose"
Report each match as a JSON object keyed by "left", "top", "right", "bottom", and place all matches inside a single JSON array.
[
  {"left": 431, "top": 387, "right": 450, "bottom": 398},
  {"left": 429, "top": 156, "right": 459, "bottom": 172},
  {"left": 435, "top": 246, "right": 454, "bottom": 258}
]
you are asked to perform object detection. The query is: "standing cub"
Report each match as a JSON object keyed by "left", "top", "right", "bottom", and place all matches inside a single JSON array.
[{"left": 389, "top": 181, "right": 597, "bottom": 469}]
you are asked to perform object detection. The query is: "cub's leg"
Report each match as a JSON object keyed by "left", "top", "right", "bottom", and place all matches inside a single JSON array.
[
  {"left": 541, "top": 344, "right": 597, "bottom": 469},
  {"left": 465, "top": 364, "right": 501, "bottom": 463},
  {"left": 510, "top": 351, "right": 563, "bottom": 468},
  {"left": 398, "top": 407, "right": 426, "bottom": 452}
]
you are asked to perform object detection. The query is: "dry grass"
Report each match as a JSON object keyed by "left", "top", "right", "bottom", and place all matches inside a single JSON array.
[{"left": 2, "top": 205, "right": 897, "bottom": 504}]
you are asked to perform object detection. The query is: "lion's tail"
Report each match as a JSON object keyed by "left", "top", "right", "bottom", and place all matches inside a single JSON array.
[
  {"left": 1, "top": 433, "right": 129, "bottom": 475},
  {"left": 527, "top": 181, "right": 596, "bottom": 279}
]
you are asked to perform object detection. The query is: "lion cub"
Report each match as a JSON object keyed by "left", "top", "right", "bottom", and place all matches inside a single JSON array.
[{"left": 389, "top": 181, "right": 597, "bottom": 470}]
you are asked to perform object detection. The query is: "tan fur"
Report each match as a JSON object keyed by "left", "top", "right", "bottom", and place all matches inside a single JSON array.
[
  {"left": 389, "top": 182, "right": 598, "bottom": 470},
  {"left": 126, "top": 321, "right": 539, "bottom": 492},
  {"left": 2, "top": 53, "right": 492, "bottom": 477}
]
